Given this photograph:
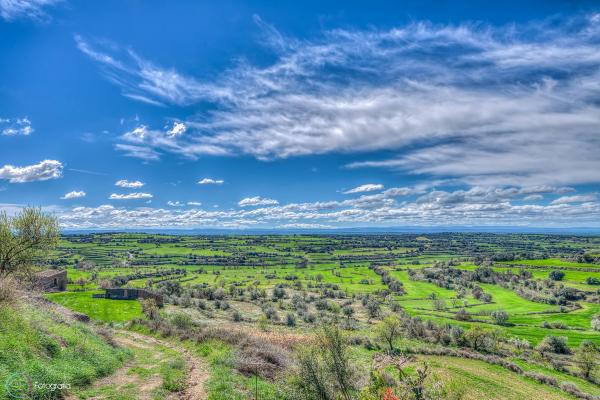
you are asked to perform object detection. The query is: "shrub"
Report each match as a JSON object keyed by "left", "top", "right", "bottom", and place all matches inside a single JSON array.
[
  {"left": 286, "top": 312, "right": 297, "bottom": 327},
  {"left": 536, "top": 335, "right": 570, "bottom": 355},
  {"left": 491, "top": 310, "right": 509, "bottom": 325},
  {"left": 586, "top": 277, "right": 600, "bottom": 285},
  {"left": 455, "top": 308, "right": 471, "bottom": 321},
  {"left": 232, "top": 310, "right": 243, "bottom": 322},
  {"left": 140, "top": 298, "right": 160, "bottom": 320},
  {"left": 464, "top": 326, "right": 500, "bottom": 352},
  {"left": 549, "top": 270, "right": 565, "bottom": 281},
  {"left": 592, "top": 314, "right": 600, "bottom": 331},
  {"left": 573, "top": 340, "right": 598, "bottom": 379},
  {"left": 170, "top": 312, "right": 194, "bottom": 330},
  {"left": 0, "top": 276, "right": 18, "bottom": 304}
]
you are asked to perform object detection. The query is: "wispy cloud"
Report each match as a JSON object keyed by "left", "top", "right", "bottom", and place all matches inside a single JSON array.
[
  {"left": 0, "top": 117, "right": 33, "bottom": 136},
  {"left": 0, "top": 160, "right": 63, "bottom": 183},
  {"left": 551, "top": 194, "right": 597, "bottom": 205},
  {"left": 344, "top": 184, "right": 384, "bottom": 194},
  {"left": 0, "top": 0, "right": 62, "bottom": 21},
  {"left": 198, "top": 178, "right": 224, "bottom": 185},
  {"left": 238, "top": 196, "right": 279, "bottom": 207},
  {"left": 61, "top": 190, "right": 86, "bottom": 200},
  {"left": 78, "top": 15, "right": 600, "bottom": 187},
  {"left": 115, "top": 179, "right": 145, "bottom": 188},
  {"left": 109, "top": 192, "right": 153, "bottom": 200}
]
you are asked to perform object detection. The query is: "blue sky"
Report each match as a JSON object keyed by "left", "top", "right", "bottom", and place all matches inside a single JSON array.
[{"left": 1, "top": 0, "right": 600, "bottom": 229}]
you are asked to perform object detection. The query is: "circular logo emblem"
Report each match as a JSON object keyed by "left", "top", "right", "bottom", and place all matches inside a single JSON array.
[{"left": 4, "top": 372, "right": 32, "bottom": 399}]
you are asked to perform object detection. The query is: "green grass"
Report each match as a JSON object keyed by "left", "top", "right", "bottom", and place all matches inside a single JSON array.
[
  {"left": 422, "top": 355, "right": 576, "bottom": 399},
  {"left": 45, "top": 291, "right": 144, "bottom": 322},
  {"left": 0, "top": 300, "right": 129, "bottom": 400}
]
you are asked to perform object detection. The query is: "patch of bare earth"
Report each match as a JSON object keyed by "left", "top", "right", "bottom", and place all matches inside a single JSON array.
[
  {"left": 119, "top": 331, "right": 209, "bottom": 400},
  {"left": 67, "top": 330, "right": 209, "bottom": 400}
]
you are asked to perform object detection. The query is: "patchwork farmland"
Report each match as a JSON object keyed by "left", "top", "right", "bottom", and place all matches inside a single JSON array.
[{"left": 25, "top": 233, "right": 599, "bottom": 399}]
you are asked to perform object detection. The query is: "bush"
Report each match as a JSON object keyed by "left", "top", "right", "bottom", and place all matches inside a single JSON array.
[
  {"left": 286, "top": 312, "right": 297, "bottom": 327},
  {"left": 549, "top": 270, "right": 565, "bottom": 281},
  {"left": 592, "top": 314, "right": 600, "bottom": 331},
  {"left": 491, "top": 310, "right": 509, "bottom": 325},
  {"left": 232, "top": 310, "right": 243, "bottom": 322},
  {"left": 455, "top": 308, "right": 471, "bottom": 321},
  {"left": 170, "top": 312, "right": 194, "bottom": 330},
  {"left": 0, "top": 276, "right": 18, "bottom": 304},
  {"left": 586, "top": 277, "right": 600, "bottom": 285},
  {"left": 536, "top": 335, "right": 570, "bottom": 355}
]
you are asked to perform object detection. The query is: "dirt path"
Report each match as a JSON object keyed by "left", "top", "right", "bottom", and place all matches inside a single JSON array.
[
  {"left": 120, "top": 331, "right": 209, "bottom": 400},
  {"left": 67, "top": 330, "right": 209, "bottom": 400}
]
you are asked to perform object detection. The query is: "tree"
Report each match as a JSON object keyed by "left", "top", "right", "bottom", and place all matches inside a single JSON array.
[
  {"left": 592, "top": 314, "right": 600, "bottom": 331},
  {"left": 491, "top": 310, "right": 509, "bottom": 325},
  {"left": 548, "top": 270, "right": 565, "bottom": 281},
  {"left": 376, "top": 315, "right": 403, "bottom": 352},
  {"left": 536, "top": 335, "right": 570, "bottom": 355},
  {"left": 573, "top": 340, "right": 598, "bottom": 379},
  {"left": 0, "top": 208, "right": 59, "bottom": 277}
]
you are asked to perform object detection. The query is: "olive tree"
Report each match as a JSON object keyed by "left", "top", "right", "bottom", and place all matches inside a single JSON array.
[
  {"left": 0, "top": 207, "right": 60, "bottom": 277},
  {"left": 376, "top": 315, "right": 403, "bottom": 352}
]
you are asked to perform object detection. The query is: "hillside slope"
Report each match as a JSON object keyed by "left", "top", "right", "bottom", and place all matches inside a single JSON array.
[{"left": 0, "top": 293, "right": 129, "bottom": 399}]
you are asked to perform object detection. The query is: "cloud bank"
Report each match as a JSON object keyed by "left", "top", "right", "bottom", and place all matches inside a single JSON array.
[{"left": 0, "top": 160, "right": 63, "bottom": 183}]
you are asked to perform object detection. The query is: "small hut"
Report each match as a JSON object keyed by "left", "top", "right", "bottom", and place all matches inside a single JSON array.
[
  {"left": 34, "top": 269, "right": 67, "bottom": 291},
  {"left": 96, "top": 288, "right": 163, "bottom": 306}
]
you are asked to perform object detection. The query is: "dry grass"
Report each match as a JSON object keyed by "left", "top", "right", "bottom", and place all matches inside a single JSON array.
[{"left": 0, "top": 276, "right": 19, "bottom": 304}]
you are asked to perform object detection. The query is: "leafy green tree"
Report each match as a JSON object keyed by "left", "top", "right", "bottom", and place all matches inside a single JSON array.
[
  {"left": 376, "top": 315, "right": 403, "bottom": 352},
  {"left": 0, "top": 207, "right": 59, "bottom": 277},
  {"left": 548, "top": 270, "right": 565, "bottom": 281},
  {"left": 574, "top": 340, "right": 598, "bottom": 379}
]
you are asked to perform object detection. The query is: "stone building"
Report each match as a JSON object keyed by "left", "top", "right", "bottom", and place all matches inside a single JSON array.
[
  {"left": 34, "top": 269, "right": 67, "bottom": 291},
  {"left": 95, "top": 288, "right": 164, "bottom": 306}
]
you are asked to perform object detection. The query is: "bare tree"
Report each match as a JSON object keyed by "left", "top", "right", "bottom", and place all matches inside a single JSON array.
[{"left": 0, "top": 207, "right": 59, "bottom": 277}]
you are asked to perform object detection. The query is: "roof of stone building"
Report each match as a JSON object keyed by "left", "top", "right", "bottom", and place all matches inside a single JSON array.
[{"left": 34, "top": 269, "right": 66, "bottom": 278}]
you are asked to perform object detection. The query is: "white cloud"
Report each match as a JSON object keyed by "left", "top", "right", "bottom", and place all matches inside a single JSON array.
[
  {"left": 167, "top": 201, "right": 185, "bottom": 207},
  {"left": 109, "top": 192, "right": 153, "bottom": 200},
  {"left": 238, "top": 196, "right": 279, "bottom": 207},
  {"left": 198, "top": 178, "right": 224, "bottom": 185},
  {"left": 278, "top": 223, "right": 334, "bottom": 229},
  {"left": 551, "top": 194, "right": 597, "bottom": 205},
  {"left": 524, "top": 194, "right": 543, "bottom": 201},
  {"left": 56, "top": 185, "right": 600, "bottom": 229},
  {"left": 0, "top": 118, "right": 33, "bottom": 136},
  {"left": 167, "top": 122, "right": 186, "bottom": 137},
  {"left": 344, "top": 184, "right": 384, "bottom": 194},
  {"left": 61, "top": 190, "right": 86, "bottom": 200},
  {"left": 187, "top": 201, "right": 202, "bottom": 206},
  {"left": 115, "top": 179, "right": 145, "bottom": 188},
  {"left": 0, "top": 0, "right": 61, "bottom": 21},
  {"left": 116, "top": 125, "right": 228, "bottom": 161},
  {"left": 114, "top": 143, "right": 161, "bottom": 161},
  {"left": 0, "top": 160, "right": 63, "bottom": 183},
  {"left": 80, "top": 16, "right": 600, "bottom": 187}
]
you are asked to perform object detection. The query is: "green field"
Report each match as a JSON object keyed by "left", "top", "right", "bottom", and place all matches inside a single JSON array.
[{"left": 36, "top": 232, "right": 600, "bottom": 399}]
